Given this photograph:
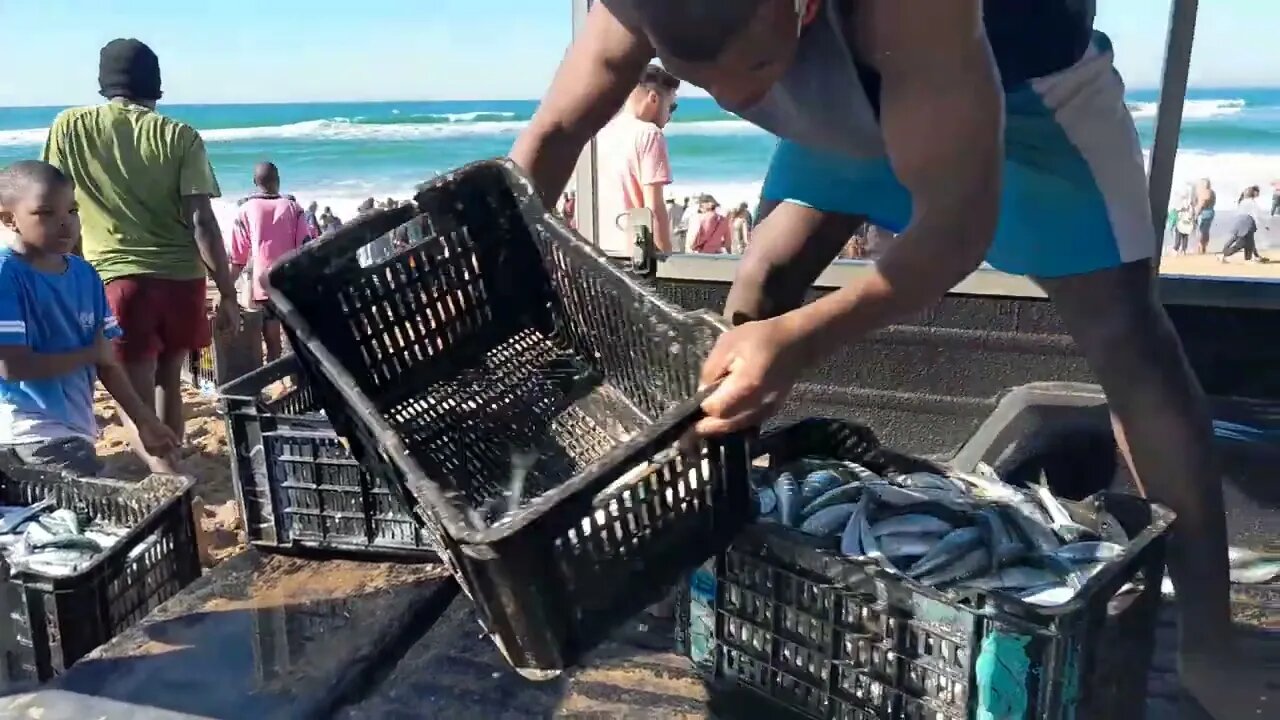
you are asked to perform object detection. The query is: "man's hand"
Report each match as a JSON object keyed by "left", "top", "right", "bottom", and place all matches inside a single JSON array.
[
  {"left": 216, "top": 295, "right": 241, "bottom": 335},
  {"left": 696, "top": 314, "right": 814, "bottom": 436},
  {"left": 136, "top": 416, "right": 180, "bottom": 460}
]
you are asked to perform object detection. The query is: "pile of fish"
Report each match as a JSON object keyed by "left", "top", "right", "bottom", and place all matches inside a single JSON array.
[
  {"left": 0, "top": 498, "right": 135, "bottom": 577},
  {"left": 751, "top": 458, "right": 1137, "bottom": 607}
]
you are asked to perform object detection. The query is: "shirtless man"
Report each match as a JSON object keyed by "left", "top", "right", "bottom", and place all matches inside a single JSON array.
[{"left": 512, "top": 1, "right": 1265, "bottom": 715}]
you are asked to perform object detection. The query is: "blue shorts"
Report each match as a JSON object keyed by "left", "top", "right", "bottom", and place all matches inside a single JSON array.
[{"left": 761, "top": 33, "right": 1155, "bottom": 278}]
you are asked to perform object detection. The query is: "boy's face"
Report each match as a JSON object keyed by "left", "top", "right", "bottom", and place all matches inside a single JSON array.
[{"left": 0, "top": 181, "right": 81, "bottom": 254}]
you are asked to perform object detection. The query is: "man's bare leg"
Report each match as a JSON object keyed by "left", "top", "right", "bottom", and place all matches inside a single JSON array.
[
  {"left": 116, "top": 356, "right": 177, "bottom": 474},
  {"left": 1037, "top": 261, "right": 1269, "bottom": 717},
  {"left": 155, "top": 352, "right": 187, "bottom": 441},
  {"left": 262, "top": 318, "right": 284, "bottom": 362}
]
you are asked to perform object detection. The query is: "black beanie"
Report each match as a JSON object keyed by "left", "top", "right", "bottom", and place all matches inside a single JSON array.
[{"left": 98, "top": 39, "right": 162, "bottom": 101}]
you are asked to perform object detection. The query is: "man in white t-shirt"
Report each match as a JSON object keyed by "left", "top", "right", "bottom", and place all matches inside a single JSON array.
[{"left": 594, "top": 64, "right": 679, "bottom": 257}]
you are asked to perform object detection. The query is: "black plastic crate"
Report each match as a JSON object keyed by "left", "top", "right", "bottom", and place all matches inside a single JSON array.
[
  {"left": 220, "top": 354, "right": 437, "bottom": 560},
  {"left": 680, "top": 419, "right": 1173, "bottom": 720},
  {"left": 182, "top": 308, "right": 266, "bottom": 393},
  {"left": 0, "top": 462, "right": 200, "bottom": 684},
  {"left": 266, "top": 159, "right": 751, "bottom": 674}
]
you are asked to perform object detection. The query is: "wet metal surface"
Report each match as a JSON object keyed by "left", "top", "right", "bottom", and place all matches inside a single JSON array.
[
  {"left": 336, "top": 596, "right": 1277, "bottom": 720},
  {"left": 0, "top": 551, "right": 455, "bottom": 720},
  {"left": 338, "top": 599, "right": 712, "bottom": 719}
]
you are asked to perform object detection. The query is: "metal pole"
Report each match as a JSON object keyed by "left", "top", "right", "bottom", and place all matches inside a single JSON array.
[
  {"left": 570, "top": 0, "right": 600, "bottom": 248},
  {"left": 1147, "top": 0, "right": 1200, "bottom": 261}
]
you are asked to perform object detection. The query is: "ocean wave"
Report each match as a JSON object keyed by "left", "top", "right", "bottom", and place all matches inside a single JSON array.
[
  {"left": 0, "top": 117, "right": 768, "bottom": 147},
  {"left": 1128, "top": 98, "right": 1246, "bottom": 120},
  {"left": 0, "top": 97, "right": 1265, "bottom": 148}
]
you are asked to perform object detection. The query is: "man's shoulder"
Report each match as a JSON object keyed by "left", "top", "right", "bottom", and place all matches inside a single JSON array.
[
  {"left": 141, "top": 111, "right": 203, "bottom": 144},
  {"left": 49, "top": 105, "right": 100, "bottom": 130}
]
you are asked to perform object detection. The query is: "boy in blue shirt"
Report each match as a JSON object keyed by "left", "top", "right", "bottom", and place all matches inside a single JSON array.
[{"left": 0, "top": 161, "right": 178, "bottom": 475}]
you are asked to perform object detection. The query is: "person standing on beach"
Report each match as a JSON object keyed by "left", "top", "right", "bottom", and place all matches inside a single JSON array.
[
  {"left": 41, "top": 38, "right": 239, "bottom": 463},
  {"left": 594, "top": 64, "right": 679, "bottom": 258},
  {"left": 319, "top": 207, "right": 342, "bottom": 233},
  {"left": 730, "top": 201, "right": 753, "bottom": 254},
  {"left": 666, "top": 197, "right": 686, "bottom": 252},
  {"left": 511, "top": 1, "right": 1266, "bottom": 715},
  {"left": 1193, "top": 177, "right": 1216, "bottom": 254},
  {"left": 689, "top": 194, "right": 731, "bottom": 253},
  {"left": 229, "top": 162, "right": 310, "bottom": 361},
  {"left": 304, "top": 201, "right": 323, "bottom": 239}
]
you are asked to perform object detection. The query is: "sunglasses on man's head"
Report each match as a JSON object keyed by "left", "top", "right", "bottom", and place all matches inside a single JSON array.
[{"left": 669, "top": 102, "right": 679, "bottom": 113}]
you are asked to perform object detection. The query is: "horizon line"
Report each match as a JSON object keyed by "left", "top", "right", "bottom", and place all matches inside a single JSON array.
[{"left": 3, "top": 85, "right": 1279, "bottom": 109}]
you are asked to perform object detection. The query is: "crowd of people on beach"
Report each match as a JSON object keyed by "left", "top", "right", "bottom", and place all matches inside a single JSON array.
[{"left": 1167, "top": 177, "right": 1276, "bottom": 263}]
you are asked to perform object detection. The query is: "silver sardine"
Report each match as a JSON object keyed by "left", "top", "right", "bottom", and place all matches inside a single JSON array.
[
  {"left": 867, "top": 483, "right": 972, "bottom": 512},
  {"left": 800, "top": 470, "right": 846, "bottom": 503},
  {"left": 871, "top": 513, "right": 953, "bottom": 538},
  {"left": 839, "top": 497, "right": 868, "bottom": 557},
  {"left": 878, "top": 533, "right": 944, "bottom": 560},
  {"left": 801, "top": 483, "right": 864, "bottom": 520},
  {"left": 977, "top": 507, "right": 1029, "bottom": 566},
  {"left": 799, "top": 503, "right": 858, "bottom": 537},
  {"left": 775, "top": 473, "right": 801, "bottom": 527},
  {"left": 0, "top": 499, "right": 55, "bottom": 534},
  {"left": 907, "top": 526, "right": 984, "bottom": 579},
  {"left": 1034, "top": 481, "right": 1092, "bottom": 543},
  {"left": 1053, "top": 541, "right": 1126, "bottom": 565},
  {"left": 917, "top": 546, "right": 993, "bottom": 588}
]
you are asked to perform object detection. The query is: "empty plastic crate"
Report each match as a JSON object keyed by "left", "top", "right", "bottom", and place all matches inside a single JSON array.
[
  {"left": 679, "top": 419, "right": 1173, "bottom": 720},
  {"left": 0, "top": 462, "right": 200, "bottom": 684},
  {"left": 221, "top": 354, "right": 437, "bottom": 560},
  {"left": 266, "top": 159, "right": 752, "bottom": 674}
]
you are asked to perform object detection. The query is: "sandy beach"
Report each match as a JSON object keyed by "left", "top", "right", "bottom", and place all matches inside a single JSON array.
[
  {"left": 93, "top": 384, "right": 244, "bottom": 567},
  {"left": 1159, "top": 252, "right": 1280, "bottom": 279}
]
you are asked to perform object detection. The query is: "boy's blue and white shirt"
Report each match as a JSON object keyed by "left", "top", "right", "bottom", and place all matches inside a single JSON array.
[{"left": 0, "top": 248, "right": 122, "bottom": 444}]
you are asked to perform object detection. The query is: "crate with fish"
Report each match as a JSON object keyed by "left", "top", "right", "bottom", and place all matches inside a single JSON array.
[
  {"left": 221, "top": 353, "right": 437, "bottom": 560},
  {"left": 265, "top": 159, "right": 752, "bottom": 674},
  {"left": 181, "top": 307, "right": 266, "bottom": 394},
  {"left": 0, "top": 460, "right": 201, "bottom": 684},
  {"left": 680, "top": 419, "right": 1173, "bottom": 720}
]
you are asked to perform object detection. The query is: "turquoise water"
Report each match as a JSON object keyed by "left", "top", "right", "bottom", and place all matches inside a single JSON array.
[{"left": 2, "top": 88, "right": 1278, "bottom": 222}]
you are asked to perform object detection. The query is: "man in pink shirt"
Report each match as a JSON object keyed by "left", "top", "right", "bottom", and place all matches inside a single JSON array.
[
  {"left": 689, "top": 194, "right": 731, "bottom": 254},
  {"left": 594, "top": 64, "right": 678, "bottom": 258},
  {"left": 229, "top": 162, "right": 310, "bottom": 361}
]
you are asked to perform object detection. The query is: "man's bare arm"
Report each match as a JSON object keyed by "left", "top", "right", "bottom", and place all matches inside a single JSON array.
[
  {"left": 785, "top": 0, "right": 1003, "bottom": 355},
  {"left": 510, "top": 2, "right": 653, "bottom": 208},
  {"left": 183, "top": 194, "right": 236, "bottom": 299},
  {"left": 643, "top": 184, "right": 671, "bottom": 253}
]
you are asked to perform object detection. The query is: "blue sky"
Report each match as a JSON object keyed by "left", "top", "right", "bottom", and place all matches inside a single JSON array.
[{"left": 0, "top": 0, "right": 1274, "bottom": 106}]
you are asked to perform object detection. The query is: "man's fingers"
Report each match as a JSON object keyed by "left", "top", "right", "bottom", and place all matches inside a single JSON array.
[
  {"left": 701, "top": 363, "right": 763, "bottom": 418},
  {"left": 696, "top": 406, "right": 768, "bottom": 437},
  {"left": 699, "top": 335, "right": 737, "bottom": 387}
]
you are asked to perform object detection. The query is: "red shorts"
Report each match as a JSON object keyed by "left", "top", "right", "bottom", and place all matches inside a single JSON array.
[{"left": 104, "top": 276, "right": 212, "bottom": 362}]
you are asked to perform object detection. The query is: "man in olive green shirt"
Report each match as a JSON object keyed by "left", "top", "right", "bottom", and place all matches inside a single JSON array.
[{"left": 42, "top": 39, "right": 239, "bottom": 468}]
